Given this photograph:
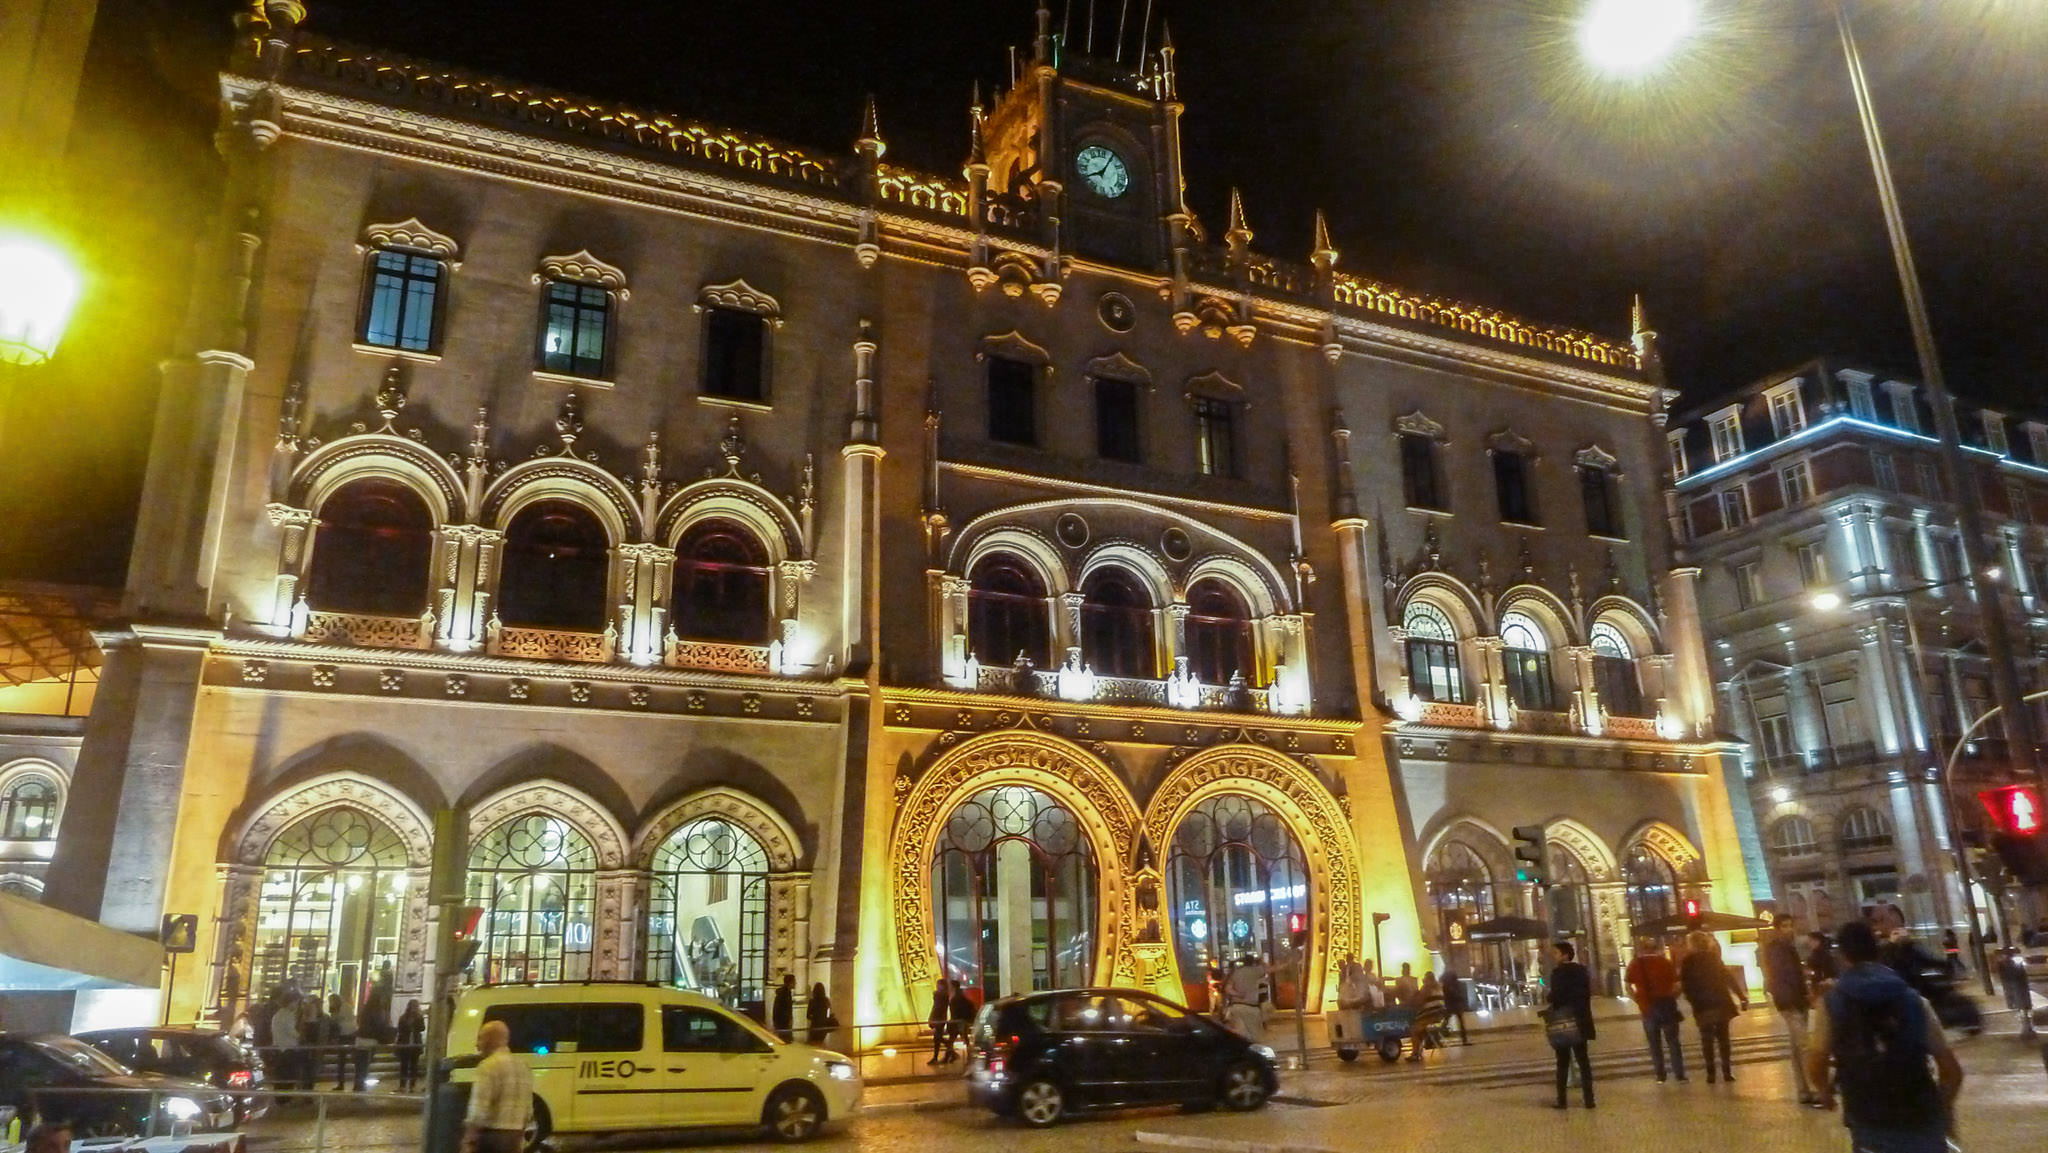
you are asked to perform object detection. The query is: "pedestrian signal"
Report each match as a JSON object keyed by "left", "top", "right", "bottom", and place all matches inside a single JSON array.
[
  {"left": 1979, "top": 786, "right": 2048, "bottom": 884},
  {"left": 1511, "top": 825, "right": 1549, "bottom": 887},
  {"left": 1683, "top": 898, "right": 1702, "bottom": 928}
]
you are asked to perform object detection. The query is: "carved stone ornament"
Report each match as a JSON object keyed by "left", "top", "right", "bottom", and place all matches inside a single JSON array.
[
  {"left": 1394, "top": 410, "right": 1447, "bottom": 441},
  {"left": 977, "top": 329, "right": 1053, "bottom": 368},
  {"left": 359, "top": 218, "right": 461, "bottom": 264},
  {"left": 535, "top": 250, "right": 630, "bottom": 298},
  {"left": 1183, "top": 369, "right": 1244, "bottom": 401},
  {"left": 1574, "top": 444, "right": 1621, "bottom": 473},
  {"left": 233, "top": 772, "right": 436, "bottom": 868},
  {"left": 1084, "top": 350, "right": 1153, "bottom": 386},
  {"left": 1487, "top": 428, "right": 1536, "bottom": 457},
  {"left": 469, "top": 781, "right": 628, "bottom": 869},
  {"left": 696, "top": 278, "right": 783, "bottom": 324}
]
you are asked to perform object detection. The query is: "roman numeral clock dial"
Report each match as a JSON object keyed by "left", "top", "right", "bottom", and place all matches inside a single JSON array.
[{"left": 1075, "top": 144, "right": 1130, "bottom": 199}]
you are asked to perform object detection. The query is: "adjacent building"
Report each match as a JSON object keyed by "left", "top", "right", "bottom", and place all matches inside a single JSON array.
[
  {"left": 1669, "top": 357, "right": 2047, "bottom": 945},
  {"left": 37, "top": 2, "right": 1758, "bottom": 1033}
]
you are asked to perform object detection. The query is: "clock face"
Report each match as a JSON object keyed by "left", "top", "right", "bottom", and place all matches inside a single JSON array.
[{"left": 1075, "top": 145, "right": 1130, "bottom": 199}]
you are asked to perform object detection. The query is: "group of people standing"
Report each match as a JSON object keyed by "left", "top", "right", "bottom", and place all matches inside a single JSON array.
[
  {"left": 924, "top": 979, "right": 979, "bottom": 1064},
  {"left": 240, "top": 974, "right": 429, "bottom": 1095},
  {"left": 769, "top": 974, "right": 839, "bottom": 1047},
  {"left": 1620, "top": 929, "right": 1750, "bottom": 1090},
  {"left": 1329, "top": 954, "right": 1469, "bottom": 1059}
]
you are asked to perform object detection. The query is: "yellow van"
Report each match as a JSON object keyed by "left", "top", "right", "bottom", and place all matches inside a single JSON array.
[{"left": 449, "top": 983, "right": 860, "bottom": 1143}]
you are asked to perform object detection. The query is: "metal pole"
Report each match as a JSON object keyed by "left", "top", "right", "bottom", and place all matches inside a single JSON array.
[
  {"left": 1944, "top": 689, "right": 2048, "bottom": 995},
  {"left": 1832, "top": 0, "right": 2042, "bottom": 793}
]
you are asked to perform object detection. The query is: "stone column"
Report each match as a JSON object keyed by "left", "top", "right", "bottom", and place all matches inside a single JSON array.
[
  {"left": 264, "top": 505, "right": 313, "bottom": 631},
  {"left": 768, "top": 873, "right": 813, "bottom": 991},
  {"left": 1164, "top": 603, "right": 1191, "bottom": 671},
  {"left": 1657, "top": 567, "right": 1715, "bottom": 738},
  {"left": 1564, "top": 644, "right": 1598, "bottom": 733},
  {"left": 841, "top": 325, "right": 883, "bottom": 675},
  {"left": 1058, "top": 591, "right": 1087, "bottom": 666},
  {"left": 594, "top": 869, "right": 635, "bottom": 980},
  {"left": 1475, "top": 636, "right": 1507, "bottom": 728}
]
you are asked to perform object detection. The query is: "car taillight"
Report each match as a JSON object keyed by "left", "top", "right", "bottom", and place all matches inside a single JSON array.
[
  {"left": 987, "top": 1034, "right": 1016, "bottom": 1074},
  {"left": 228, "top": 1070, "right": 253, "bottom": 1088}
]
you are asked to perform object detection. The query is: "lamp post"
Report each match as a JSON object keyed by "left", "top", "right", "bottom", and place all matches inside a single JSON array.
[
  {"left": 0, "top": 230, "right": 82, "bottom": 452},
  {"left": 1578, "top": 0, "right": 2044, "bottom": 794}
]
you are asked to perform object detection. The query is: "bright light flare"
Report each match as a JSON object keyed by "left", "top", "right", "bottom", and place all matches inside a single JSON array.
[
  {"left": 1809, "top": 591, "right": 1845, "bottom": 612},
  {"left": 1580, "top": 0, "right": 1697, "bottom": 76},
  {"left": 0, "top": 233, "right": 81, "bottom": 366}
]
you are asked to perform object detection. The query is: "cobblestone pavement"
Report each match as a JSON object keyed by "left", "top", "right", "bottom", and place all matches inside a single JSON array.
[{"left": 240, "top": 1008, "right": 2044, "bottom": 1153}]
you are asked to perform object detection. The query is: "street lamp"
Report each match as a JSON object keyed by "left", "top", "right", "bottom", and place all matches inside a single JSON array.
[
  {"left": 1578, "top": 0, "right": 2044, "bottom": 795},
  {"left": 0, "top": 231, "right": 80, "bottom": 366}
]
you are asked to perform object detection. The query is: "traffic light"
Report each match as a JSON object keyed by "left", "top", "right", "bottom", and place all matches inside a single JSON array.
[
  {"left": 1684, "top": 898, "right": 1703, "bottom": 929},
  {"left": 450, "top": 904, "right": 486, "bottom": 975},
  {"left": 1288, "top": 912, "right": 1309, "bottom": 949},
  {"left": 1512, "top": 824, "right": 1548, "bottom": 887},
  {"left": 1979, "top": 785, "right": 2048, "bottom": 884}
]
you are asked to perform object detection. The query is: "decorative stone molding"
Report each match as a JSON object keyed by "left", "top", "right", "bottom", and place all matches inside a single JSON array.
[
  {"left": 1394, "top": 410, "right": 1447, "bottom": 440},
  {"left": 1574, "top": 444, "right": 1621, "bottom": 473},
  {"left": 232, "top": 772, "right": 436, "bottom": 868},
  {"left": 1084, "top": 351, "right": 1153, "bottom": 386},
  {"left": 1626, "top": 819, "right": 1704, "bottom": 869},
  {"left": 1183, "top": 370, "right": 1244, "bottom": 400},
  {"left": 696, "top": 278, "right": 783, "bottom": 323},
  {"left": 359, "top": 217, "right": 461, "bottom": 263},
  {"left": 1486, "top": 428, "right": 1535, "bottom": 457},
  {"left": 468, "top": 781, "right": 629, "bottom": 869},
  {"left": 633, "top": 787, "right": 802, "bottom": 872},
  {"left": 976, "top": 329, "right": 1054, "bottom": 368},
  {"left": 535, "top": 250, "right": 629, "bottom": 297}
]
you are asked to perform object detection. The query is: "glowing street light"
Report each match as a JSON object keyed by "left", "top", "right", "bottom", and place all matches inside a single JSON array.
[
  {"left": 1578, "top": 0, "right": 1697, "bottom": 76},
  {"left": 0, "top": 232, "right": 81, "bottom": 366}
]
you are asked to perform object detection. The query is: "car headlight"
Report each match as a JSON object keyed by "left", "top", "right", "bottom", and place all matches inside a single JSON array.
[
  {"left": 1250, "top": 1044, "right": 1277, "bottom": 1062},
  {"left": 825, "top": 1061, "right": 857, "bottom": 1082},
  {"left": 163, "top": 1097, "right": 203, "bottom": 1121}
]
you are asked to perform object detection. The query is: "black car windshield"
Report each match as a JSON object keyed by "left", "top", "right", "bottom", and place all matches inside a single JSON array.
[{"left": 31, "top": 1036, "right": 132, "bottom": 1076}]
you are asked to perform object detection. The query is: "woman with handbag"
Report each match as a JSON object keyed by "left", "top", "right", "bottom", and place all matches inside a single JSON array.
[
  {"left": 1680, "top": 929, "right": 1749, "bottom": 1083},
  {"left": 1545, "top": 941, "right": 1595, "bottom": 1109}
]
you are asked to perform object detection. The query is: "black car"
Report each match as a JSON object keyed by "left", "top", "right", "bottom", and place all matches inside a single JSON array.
[
  {"left": 964, "top": 988, "right": 1276, "bottom": 1127},
  {"left": 77, "top": 1027, "right": 270, "bottom": 1122},
  {"left": 0, "top": 1034, "right": 237, "bottom": 1137}
]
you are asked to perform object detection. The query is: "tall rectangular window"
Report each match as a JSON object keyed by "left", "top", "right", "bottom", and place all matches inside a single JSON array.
[
  {"left": 539, "top": 280, "right": 610, "bottom": 378},
  {"left": 1796, "top": 542, "right": 1829, "bottom": 588},
  {"left": 1193, "top": 397, "right": 1238, "bottom": 478},
  {"left": 1872, "top": 452, "right": 1898, "bottom": 492},
  {"left": 1579, "top": 464, "right": 1622, "bottom": 537},
  {"left": 1094, "top": 378, "right": 1142, "bottom": 462},
  {"left": 1401, "top": 433, "right": 1443, "bottom": 510},
  {"left": 1720, "top": 487, "right": 1749, "bottom": 531},
  {"left": 1767, "top": 387, "right": 1807, "bottom": 438},
  {"left": 987, "top": 356, "right": 1037, "bottom": 445},
  {"left": 1493, "top": 451, "right": 1536, "bottom": 525},
  {"left": 1983, "top": 412, "right": 2008, "bottom": 455},
  {"left": 1889, "top": 386, "right": 1922, "bottom": 433},
  {"left": 362, "top": 250, "right": 441, "bottom": 352},
  {"left": 1734, "top": 561, "right": 1764, "bottom": 609},
  {"left": 1780, "top": 460, "right": 1814, "bottom": 505},
  {"left": 1710, "top": 411, "right": 1744, "bottom": 461},
  {"left": 1915, "top": 460, "right": 1942, "bottom": 500},
  {"left": 1406, "top": 639, "right": 1464, "bottom": 704},
  {"left": 702, "top": 308, "right": 766, "bottom": 400},
  {"left": 2007, "top": 480, "right": 2032, "bottom": 524},
  {"left": 1667, "top": 433, "right": 1689, "bottom": 479},
  {"left": 1846, "top": 378, "right": 1876, "bottom": 420}
]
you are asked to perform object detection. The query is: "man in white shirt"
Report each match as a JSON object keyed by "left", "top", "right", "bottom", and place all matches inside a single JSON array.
[{"left": 462, "top": 1021, "right": 533, "bottom": 1153}]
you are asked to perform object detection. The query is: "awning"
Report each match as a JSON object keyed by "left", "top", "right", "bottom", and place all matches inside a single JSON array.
[
  {"left": 1463, "top": 915, "right": 1554, "bottom": 941},
  {"left": 1632, "top": 909, "right": 1773, "bottom": 936},
  {"left": 0, "top": 890, "right": 165, "bottom": 990}
]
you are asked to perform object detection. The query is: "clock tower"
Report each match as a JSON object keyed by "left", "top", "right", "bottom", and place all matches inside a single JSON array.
[{"left": 979, "top": 4, "right": 1191, "bottom": 272}]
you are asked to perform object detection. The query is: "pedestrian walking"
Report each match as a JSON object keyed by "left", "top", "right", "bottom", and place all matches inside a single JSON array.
[
  {"left": 460, "top": 1021, "right": 534, "bottom": 1153},
  {"left": 772, "top": 974, "right": 796, "bottom": 1042},
  {"left": 1441, "top": 965, "right": 1470, "bottom": 1044},
  {"left": 1761, "top": 916, "right": 1820, "bottom": 1105},
  {"left": 1806, "top": 920, "right": 1963, "bottom": 1153},
  {"left": 1405, "top": 971, "right": 1445, "bottom": 1062},
  {"left": 1545, "top": 941, "right": 1595, "bottom": 1110},
  {"left": 1222, "top": 956, "right": 1267, "bottom": 1041},
  {"left": 1625, "top": 936, "right": 1686, "bottom": 1083},
  {"left": 925, "top": 981, "right": 950, "bottom": 1065},
  {"left": 1392, "top": 961, "right": 1419, "bottom": 1006},
  {"left": 394, "top": 1000, "right": 426, "bottom": 1093},
  {"left": 1679, "top": 930, "right": 1747, "bottom": 1084},
  {"left": 805, "top": 982, "right": 837, "bottom": 1047},
  {"left": 948, "top": 979, "right": 977, "bottom": 1057}
]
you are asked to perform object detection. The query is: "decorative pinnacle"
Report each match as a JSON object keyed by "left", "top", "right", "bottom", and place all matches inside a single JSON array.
[
  {"left": 1225, "top": 188, "right": 1253, "bottom": 246},
  {"left": 856, "top": 95, "right": 886, "bottom": 158},
  {"left": 1311, "top": 209, "right": 1338, "bottom": 267},
  {"left": 966, "top": 83, "right": 988, "bottom": 170},
  {"left": 720, "top": 416, "right": 746, "bottom": 476},
  {"left": 372, "top": 365, "right": 406, "bottom": 431},
  {"left": 1632, "top": 293, "right": 1650, "bottom": 338},
  {"left": 468, "top": 406, "right": 490, "bottom": 463},
  {"left": 554, "top": 391, "right": 584, "bottom": 454}
]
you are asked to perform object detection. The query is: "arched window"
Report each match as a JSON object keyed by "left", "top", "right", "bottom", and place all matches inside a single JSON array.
[
  {"left": 932, "top": 785, "right": 1096, "bottom": 997},
  {"left": 1623, "top": 844, "right": 1678, "bottom": 930},
  {"left": 1184, "top": 579, "right": 1255, "bottom": 686},
  {"left": 1499, "top": 610, "right": 1558, "bottom": 711},
  {"left": 1403, "top": 601, "right": 1465, "bottom": 704},
  {"left": 306, "top": 479, "right": 435, "bottom": 617},
  {"left": 252, "top": 806, "right": 409, "bottom": 1001},
  {"left": 1425, "top": 840, "right": 1494, "bottom": 961},
  {"left": 1840, "top": 807, "right": 1895, "bottom": 852},
  {"left": 498, "top": 500, "right": 610, "bottom": 632},
  {"left": 1080, "top": 568, "right": 1155, "bottom": 679},
  {"left": 467, "top": 813, "right": 597, "bottom": 983},
  {"left": 671, "top": 519, "right": 771, "bottom": 643},
  {"left": 1770, "top": 816, "right": 1820, "bottom": 858},
  {"left": 1545, "top": 848, "right": 1601, "bottom": 978},
  {"left": 1166, "top": 794, "right": 1309, "bottom": 1009},
  {"left": 645, "top": 818, "right": 770, "bottom": 1013},
  {"left": 0, "top": 774, "right": 59, "bottom": 840},
  {"left": 967, "top": 554, "right": 1050, "bottom": 668},
  {"left": 1589, "top": 619, "right": 1647, "bottom": 717}
]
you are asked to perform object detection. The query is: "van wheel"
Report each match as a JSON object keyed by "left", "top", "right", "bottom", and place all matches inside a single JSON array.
[
  {"left": 523, "top": 1097, "right": 552, "bottom": 1152},
  {"left": 764, "top": 1084, "right": 825, "bottom": 1142},
  {"left": 1014, "top": 1079, "right": 1064, "bottom": 1127}
]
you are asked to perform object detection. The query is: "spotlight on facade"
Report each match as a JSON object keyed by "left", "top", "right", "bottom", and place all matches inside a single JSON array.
[
  {"left": 0, "top": 232, "right": 81, "bottom": 366},
  {"left": 1770, "top": 786, "right": 1790, "bottom": 804},
  {"left": 1808, "top": 591, "right": 1845, "bottom": 612},
  {"left": 1394, "top": 694, "right": 1425, "bottom": 723},
  {"left": 1578, "top": 0, "right": 1696, "bottom": 77}
]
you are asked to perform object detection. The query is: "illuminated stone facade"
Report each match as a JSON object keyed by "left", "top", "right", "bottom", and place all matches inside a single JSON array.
[{"left": 43, "top": 3, "right": 1756, "bottom": 1031}]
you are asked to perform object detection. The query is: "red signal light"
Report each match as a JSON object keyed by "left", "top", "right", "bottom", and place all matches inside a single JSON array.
[
  {"left": 1978, "top": 786, "right": 2044, "bottom": 836},
  {"left": 1288, "top": 913, "right": 1305, "bottom": 933}
]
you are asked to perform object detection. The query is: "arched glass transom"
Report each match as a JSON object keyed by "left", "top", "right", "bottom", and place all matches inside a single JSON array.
[
  {"left": 0, "top": 774, "right": 58, "bottom": 840},
  {"left": 1623, "top": 844, "right": 1678, "bottom": 930},
  {"left": 967, "top": 554, "right": 1050, "bottom": 669},
  {"left": 645, "top": 817, "right": 770, "bottom": 1014},
  {"left": 1499, "top": 610, "right": 1558, "bottom": 711},
  {"left": 671, "top": 519, "right": 772, "bottom": 643},
  {"left": 1402, "top": 601, "right": 1465, "bottom": 704},
  {"left": 1426, "top": 839, "right": 1495, "bottom": 954},
  {"left": 467, "top": 813, "right": 597, "bottom": 983},
  {"left": 1165, "top": 794, "right": 1309, "bottom": 1010},
  {"left": 1589, "top": 621, "right": 1632, "bottom": 659},
  {"left": 252, "top": 806, "right": 409, "bottom": 1002},
  {"left": 307, "top": 478, "right": 435, "bottom": 617},
  {"left": 1184, "top": 579, "right": 1256, "bottom": 686},
  {"left": 1840, "top": 808, "right": 1894, "bottom": 851},
  {"left": 931, "top": 785, "right": 1096, "bottom": 998},
  {"left": 1770, "top": 816, "right": 1820, "bottom": 858},
  {"left": 498, "top": 500, "right": 610, "bottom": 632}
]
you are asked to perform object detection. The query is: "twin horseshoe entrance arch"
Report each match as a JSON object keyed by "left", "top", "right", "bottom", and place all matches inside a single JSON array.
[{"left": 891, "top": 730, "right": 1362, "bottom": 1011}]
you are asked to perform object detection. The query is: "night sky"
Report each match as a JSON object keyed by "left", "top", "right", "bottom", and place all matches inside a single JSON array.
[{"left": 304, "top": 0, "right": 2048, "bottom": 407}]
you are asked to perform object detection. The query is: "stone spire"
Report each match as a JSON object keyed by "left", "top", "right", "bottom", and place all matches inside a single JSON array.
[
  {"left": 855, "top": 95, "right": 886, "bottom": 160},
  {"left": 1310, "top": 209, "right": 1338, "bottom": 271}
]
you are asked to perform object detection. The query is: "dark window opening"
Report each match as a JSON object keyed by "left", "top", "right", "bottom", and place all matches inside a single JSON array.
[
  {"left": 968, "top": 555, "right": 1050, "bottom": 668},
  {"left": 1494, "top": 451, "right": 1537, "bottom": 525},
  {"left": 703, "top": 308, "right": 767, "bottom": 400},
  {"left": 1185, "top": 579, "right": 1254, "bottom": 685},
  {"left": 306, "top": 479, "right": 435, "bottom": 617},
  {"left": 670, "top": 519, "right": 771, "bottom": 643},
  {"left": 1081, "top": 568, "right": 1155, "bottom": 679},
  {"left": 361, "top": 250, "right": 441, "bottom": 352},
  {"left": 1401, "top": 433, "right": 1443, "bottom": 510},
  {"left": 498, "top": 500, "right": 610, "bottom": 631},
  {"left": 987, "top": 356, "right": 1038, "bottom": 445},
  {"left": 1502, "top": 648, "right": 1558, "bottom": 711},
  {"left": 1594, "top": 656, "right": 1646, "bottom": 717},
  {"left": 1095, "top": 377, "right": 1142, "bottom": 463},
  {"left": 1194, "top": 397, "right": 1238, "bottom": 478},
  {"left": 539, "top": 280, "right": 610, "bottom": 378},
  {"left": 1580, "top": 465, "right": 1622, "bottom": 537},
  {"left": 1406, "top": 640, "right": 1464, "bottom": 704}
]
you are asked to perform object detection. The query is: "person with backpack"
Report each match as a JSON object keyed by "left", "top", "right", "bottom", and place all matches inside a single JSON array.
[{"left": 1806, "top": 920, "right": 1962, "bottom": 1153}]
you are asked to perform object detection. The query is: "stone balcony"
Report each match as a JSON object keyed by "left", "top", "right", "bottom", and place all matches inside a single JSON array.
[
  {"left": 299, "top": 609, "right": 434, "bottom": 650},
  {"left": 967, "top": 661, "right": 1276, "bottom": 714}
]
